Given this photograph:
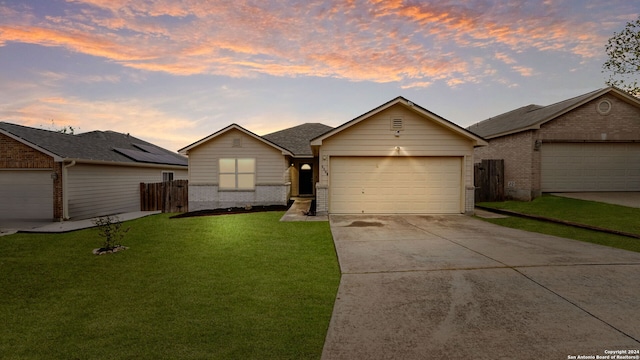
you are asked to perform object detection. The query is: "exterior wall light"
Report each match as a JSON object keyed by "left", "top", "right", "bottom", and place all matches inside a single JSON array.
[{"left": 534, "top": 140, "right": 542, "bottom": 151}]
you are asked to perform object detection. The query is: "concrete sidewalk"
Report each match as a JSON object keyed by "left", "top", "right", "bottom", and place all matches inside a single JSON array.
[
  {"left": 322, "top": 215, "right": 640, "bottom": 359},
  {"left": 279, "top": 198, "right": 328, "bottom": 222},
  {"left": 0, "top": 211, "right": 161, "bottom": 236}
]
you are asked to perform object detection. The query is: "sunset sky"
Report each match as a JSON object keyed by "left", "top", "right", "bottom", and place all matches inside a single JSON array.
[{"left": 1, "top": 0, "right": 638, "bottom": 152}]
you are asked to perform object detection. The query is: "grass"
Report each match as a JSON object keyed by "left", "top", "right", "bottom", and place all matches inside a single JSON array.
[
  {"left": 478, "top": 194, "right": 640, "bottom": 252},
  {"left": 0, "top": 212, "right": 340, "bottom": 359}
]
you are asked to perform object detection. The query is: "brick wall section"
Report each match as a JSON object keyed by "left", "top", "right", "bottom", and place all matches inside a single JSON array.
[
  {"left": 53, "top": 162, "right": 63, "bottom": 220},
  {"left": 189, "top": 184, "right": 290, "bottom": 211},
  {"left": 474, "top": 94, "right": 640, "bottom": 201},
  {"left": 538, "top": 95, "right": 640, "bottom": 141},
  {"left": 315, "top": 184, "right": 328, "bottom": 215},
  {"left": 1, "top": 133, "right": 63, "bottom": 220},
  {"left": 475, "top": 130, "right": 535, "bottom": 200},
  {"left": 465, "top": 187, "right": 475, "bottom": 214},
  {"left": 1, "top": 134, "right": 54, "bottom": 168}
]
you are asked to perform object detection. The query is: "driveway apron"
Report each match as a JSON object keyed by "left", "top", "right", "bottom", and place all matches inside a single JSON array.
[{"left": 322, "top": 215, "right": 640, "bottom": 360}]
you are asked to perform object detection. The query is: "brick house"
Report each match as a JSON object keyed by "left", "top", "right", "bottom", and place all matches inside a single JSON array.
[
  {"left": 0, "top": 122, "right": 188, "bottom": 221},
  {"left": 467, "top": 87, "right": 640, "bottom": 201}
]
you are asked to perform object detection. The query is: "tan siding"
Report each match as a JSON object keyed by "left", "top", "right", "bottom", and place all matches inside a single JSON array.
[
  {"left": 319, "top": 104, "right": 474, "bottom": 186},
  {"left": 314, "top": 103, "right": 476, "bottom": 214},
  {"left": 67, "top": 164, "right": 187, "bottom": 219},
  {"left": 320, "top": 106, "right": 471, "bottom": 156},
  {"left": 187, "top": 129, "right": 287, "bottom": 185}
]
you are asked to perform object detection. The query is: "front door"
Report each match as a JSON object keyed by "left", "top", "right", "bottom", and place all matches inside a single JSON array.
[{"left": 299, "top": 163, "right": 313, "bottom": 195}]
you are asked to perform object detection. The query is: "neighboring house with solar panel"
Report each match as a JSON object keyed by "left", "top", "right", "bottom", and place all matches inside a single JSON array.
[
  {"left": 0, "top": 122, "right": 187, "bottom": 221},
  {"left": 467, "top": 87, "right": 640, "bottom": 201}
]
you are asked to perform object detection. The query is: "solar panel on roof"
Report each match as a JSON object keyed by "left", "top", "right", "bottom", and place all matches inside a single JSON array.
[
  {"left": 113, "top": 148, "right": 187, "bottom": 166},
  {"left": 132, "top": 143, "right": 166, "bottom": 155}
]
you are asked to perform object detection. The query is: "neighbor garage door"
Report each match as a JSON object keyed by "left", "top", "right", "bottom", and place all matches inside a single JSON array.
[
  {"left": 0, "top": 170, "right": 53, "bottom": 219},
  {"left": 542, "top": 143, "right": 640, "bottom": 192},
  {"left": 330, "top": 157, "right": 462, "bottom": 214}
]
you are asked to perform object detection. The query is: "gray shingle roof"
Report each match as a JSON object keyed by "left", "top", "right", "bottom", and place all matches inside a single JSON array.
[
  {"left": 0, "top": 122, "right": 187, "bottom": 166},
  {"left": 262, "top": 123, "right": 333, "bottom": 157},
  {"left": 467, "top": 88, "right": 606, "bottom": 138}
]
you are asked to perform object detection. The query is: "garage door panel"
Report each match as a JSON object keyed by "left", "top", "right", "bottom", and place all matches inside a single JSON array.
[
  {"left": 330, "top": 157, "right": 462, "bottom": 214},
  {"left": 542, "top": 143, "right": 640, "bottom": 192},
  {"left": 0, "top": 170, "right": 53, "bottom": 219}
]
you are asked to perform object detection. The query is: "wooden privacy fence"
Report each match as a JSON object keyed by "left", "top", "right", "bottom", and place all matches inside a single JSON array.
[
  {"left": 140, "top": 180, "right": 188, "bottom": 213},
  {"left": 474, "top": 159, "right": 505, "bottom": 203}
]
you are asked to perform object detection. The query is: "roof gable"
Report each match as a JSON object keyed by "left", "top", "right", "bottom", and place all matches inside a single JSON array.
[
  {"left": 311, "top": 96, "right": 487, "bottom": 147},
  {"left": 178, "top": 123, "right": 294, "bottom": 156},
  {"left": 0, "top": 122, "right": 187, "bottom": 166},
  {"left": 467, "top": 87, "right": 640, "bottom": 139}
]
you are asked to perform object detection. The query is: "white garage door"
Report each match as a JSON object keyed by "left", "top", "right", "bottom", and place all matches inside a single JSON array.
[
  {"left": 0, "top": 170, "right": 53, "bottom": 219},
  {"left": 330, "top": 157, "right": 462, "bottom": 214},
  {"left": 542, "top": 143, "right": 640, "bottom": 192}
]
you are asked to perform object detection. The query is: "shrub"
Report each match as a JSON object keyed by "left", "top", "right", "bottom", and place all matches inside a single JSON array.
[{"left": 93, "top": 215, "right": 129, "bottom": 251}]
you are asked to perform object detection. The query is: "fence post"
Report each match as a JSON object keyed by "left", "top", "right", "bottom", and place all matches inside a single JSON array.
[
  {"left": 140, "top": 180, "right": 189, "bottom": 213},
  {"left": 474, "top": 159, "right": 504, "bottom": 202},
  {"left": 140, "top": 182, "right": 147, "bottom": 211}
]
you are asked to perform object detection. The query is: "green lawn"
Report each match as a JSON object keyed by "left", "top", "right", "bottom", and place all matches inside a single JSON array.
[
  {"left": 478, "top": 195, "right": 640, "bottom": 252},
  {"left": 0, "top": 212, "right": 340, "bottom": 359}
]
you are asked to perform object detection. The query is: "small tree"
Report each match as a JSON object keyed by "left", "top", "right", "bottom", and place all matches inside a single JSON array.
[
  {"left": 603, "top": 17, "right": 640, "bottom": 96},
  {"left": 93, "top": 215, "right": 129, "bottom": 251},
  {"left": 57, "top": 125, "right": 75, "bottom": 134}
]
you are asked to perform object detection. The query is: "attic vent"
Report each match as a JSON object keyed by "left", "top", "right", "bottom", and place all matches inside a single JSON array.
[
  {"left": 391, "top": 118, "right": 403, "bottom": 130},
  {"left": 597, "top": 100, "right": 612, "bottom": 115},
  {"left": 232, "top": 137, "right": 242, "bottom": 147}
]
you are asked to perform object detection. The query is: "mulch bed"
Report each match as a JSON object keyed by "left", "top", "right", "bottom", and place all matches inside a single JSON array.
[
  {"left": 171, "top": 202, "right": 293, "bottom": 219},
  {"left": 93, "top": 245, "right": 129, "bottom": 255}
]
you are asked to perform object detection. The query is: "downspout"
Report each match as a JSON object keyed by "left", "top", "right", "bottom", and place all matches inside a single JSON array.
[{"left": 62, "top": 160, "right": 76, "bottom": 219}]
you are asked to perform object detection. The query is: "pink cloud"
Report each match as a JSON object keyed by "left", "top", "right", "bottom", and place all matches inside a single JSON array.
[
  {"left": 0, "top": 0, "right": 626, "bottom": 87},
  {"left": 512, "top": 66, "right": 534, "bottom": 77}
]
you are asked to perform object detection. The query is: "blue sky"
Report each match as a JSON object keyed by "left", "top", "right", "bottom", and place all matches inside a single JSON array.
[{"left": 1, "top": 0, "right": 638, "bottom": 151}]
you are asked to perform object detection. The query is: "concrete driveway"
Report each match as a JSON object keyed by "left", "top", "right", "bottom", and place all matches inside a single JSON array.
[{"left": 322, "top": 215, "right": 640, "bottom": 359}]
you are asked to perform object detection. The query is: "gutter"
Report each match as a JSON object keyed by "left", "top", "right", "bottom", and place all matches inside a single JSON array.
[
  {"left": 61, "top": 158, "right": 187, "bottom": 169},
  {"left": 62, "top": 160, "right": 76, "bottom": 220}
]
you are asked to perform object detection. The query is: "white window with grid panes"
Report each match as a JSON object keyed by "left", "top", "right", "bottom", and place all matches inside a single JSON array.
[{"left": 219, "top": 158, "right": 255, "bottom": 190}]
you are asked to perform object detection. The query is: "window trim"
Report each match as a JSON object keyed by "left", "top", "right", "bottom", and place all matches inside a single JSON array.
[
  {"left": 162, "top": 171, "right": 174, "bottom": 182},
  {"left": 219, "top": 158, "right": 256, "bottom": 190}
]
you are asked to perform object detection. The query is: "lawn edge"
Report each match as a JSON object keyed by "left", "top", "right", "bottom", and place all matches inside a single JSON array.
[{"left": 475, "top": 205, "right": 640, "bottom": 240}]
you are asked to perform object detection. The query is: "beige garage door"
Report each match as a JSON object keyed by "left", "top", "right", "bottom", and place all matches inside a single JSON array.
[
  {"left": 330, "top": 157, "right": 462, "bottom": 214},
  {"left": 542, "top": 143, "right": 640, "bottom": 192},
  {"left": 0, "top": 170, "right": 53, "bottom": 219}
]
